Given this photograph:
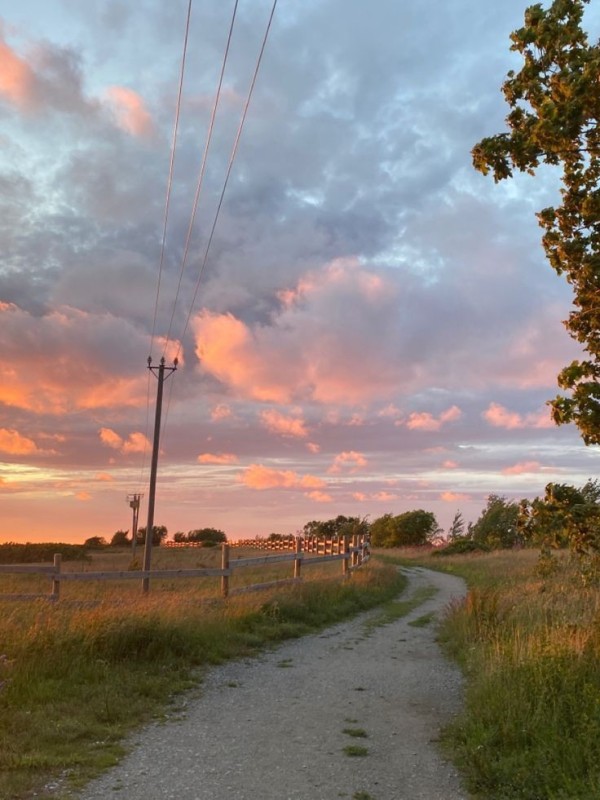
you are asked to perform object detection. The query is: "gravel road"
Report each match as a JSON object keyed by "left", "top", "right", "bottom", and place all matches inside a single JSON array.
[{"left": 76, "top": 567, "right": 468, "bottom": 800}]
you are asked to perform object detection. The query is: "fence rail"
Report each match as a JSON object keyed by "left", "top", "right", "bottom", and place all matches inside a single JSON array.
[{"left": 0, "top": 536, "right": 370, "bottom": 601}]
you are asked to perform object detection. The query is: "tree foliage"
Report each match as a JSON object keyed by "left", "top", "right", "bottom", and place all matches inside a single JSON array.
[
  {"left": 172, "top": 528, "right": 227, "bottom": 545},
  {"left": 136, "top": 525, "right": 168, "bottom": 546},
  {"left": 83, "top": 536, "right": 107, "bottom": 549},
  {"left": 110, "top": 530, "right": 130, "bottom": 547},
  {"left": 303, "top": 516, "right": 369, "bottom": 538},
  {"left": 470, "top": 495, "right": 521, "bottom": 549},
  {"left": 370, "top": 510, "right": 440, "bottom": 548},
  {"left": 472, "top": 0, "right": 600, "bottom": 443},
  {"left": 523, "top": 479, "right": 600, "bottom": 553}
]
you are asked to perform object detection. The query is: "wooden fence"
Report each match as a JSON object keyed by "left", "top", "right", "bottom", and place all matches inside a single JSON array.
[{"left": 0, "top": 535, "right": 370, "bottom": 602}]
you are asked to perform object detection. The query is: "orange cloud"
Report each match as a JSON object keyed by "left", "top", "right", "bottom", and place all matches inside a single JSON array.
[
  {"left": 75, "top": 491, "right": 92, "bottom": 501},
  {"left": 502, "top": 461, "right": 541, "bottom": 475},
  {"left": 352, "top": 492, "right": 368, "bottom": 501},
  {"left": 406, "top": 405, "right": 462, "bottom": 432},
  {"left": 307, "top": 491, "right": 333, "bottom": 502},
  {"left": 260, "top": 409, "right": 308, "bottom": 438},
  {"left": 0, "top": 38, "right": 35, "bottom": 110},
  {"left": 96, "top": 473, "right": 114, "bottom": 482},
  {"left": 0, "top": 428, "right": 39, "bottom": 455},
  {"left": 440, "top": 491, "right": 471, "bottom": 502},
  {"left": 328, "top": 451, "right": 368, "bottom": 474},
  {"left": 198, "top": 453, "right": 239, "bottom": 465},
  {"left": 106, "top": 86, "right": 154, "bottom": 137},
  {"left": 99, "top": 428, "right": 149, "bottom": 455},
  {"left": 240, "top": 464, "right": 325, "bottom": 491},
  {"left": 483, "top": 402, "right": 554, "bottom": 430},
  {"left": 211, "top": 404, "right": 232, "bottom": 421}
]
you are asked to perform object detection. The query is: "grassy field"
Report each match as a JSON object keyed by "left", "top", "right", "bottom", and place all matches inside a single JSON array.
[
  {"left": 379, "top": 547, "right": 600, "bottom": 800},
  {"left": 0, "top": 547, "right": 404, "bottom": 799}
]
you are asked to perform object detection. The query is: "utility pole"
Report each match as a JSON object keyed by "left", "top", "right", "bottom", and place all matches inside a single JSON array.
[
  {"left": 142, "top": 356, "right": 178, "bottom": 593},
  {"left": 127, "top": 493, "right": 143, "bottom": 558}
]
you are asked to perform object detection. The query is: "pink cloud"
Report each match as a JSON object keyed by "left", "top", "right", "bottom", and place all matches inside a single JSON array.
[
  {"left": 0, "top": 428, "right": 39, "bottom": 455},
  {"left": 502, "top": 461, "right": 541, "bottom": 475},
  {"left": 352, "top": 492, "right": 368, "bottom": 501},
  {"left": 260, "top": 409, "right": 308, "bottom": 438},
  {"left": 211, "top": 404, "right": 232, "bottom": 421},
  {"left": 442, "top": 460, "right": 459, "bottom": 469},
  {"left": 198, "top": 453, "right": 239, "bottom": 465},
  {"left": 406, "top": 405, "right": 462, "bottom": 432},
  {"left": 240, "top": 464, "right": 325, "bottom": 491},
  {"left": 307, "top": 491, "right": 333, "bottom": 502},
  {"left": 307, "top": 442, "right": 320, "bottom": 454},
  {"left": 95, "top": 473, "right": 114, "bottom": 482},
  {"left": 440, "top": 491, "right": 471, "bottom": 502},
  {"left": 75, "top": 491, "right": 92, "bottom": 502},
  {"left": 99, "top": 428, "right": 149, "bottom": 455},
  {"left": 373, "top": 491, "right": 397, "bottom": 501},
  {"left": 0, "top": 37, "right": 35, "bottom": 110},
  {"left": 483, "top": 402, "right": 554, "bottom": 430},
  {"left": 105, "top": 86, "right": 154, "bottom": 137},
  {"left": 328, "top": 451, "right": 368, "bottom": 474}
]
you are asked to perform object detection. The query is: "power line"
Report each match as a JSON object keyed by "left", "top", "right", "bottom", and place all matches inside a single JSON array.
[
  {"left": 163, "top": 0, "right": 240, "bottom": 357},
  {"left": 173, "top": 0, "right": 279, "bottom": 361},
  {"left": 149, "top": 0, "right": 194, "bottom": 360}
]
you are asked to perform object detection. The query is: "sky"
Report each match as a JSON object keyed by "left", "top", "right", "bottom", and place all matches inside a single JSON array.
[{"left": 1, "top": 0, "right": 599, "bottom": 545}]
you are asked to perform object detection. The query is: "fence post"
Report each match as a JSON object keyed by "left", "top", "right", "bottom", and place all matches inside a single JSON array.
[
  {"left": 52, "top": 553, "right": 62, "bottom": 600},
  {"left": 221, "top": 543, "right": 230, "bottom": 598},
  {"left": 342, "top": 536, "right": 349, "bottom": 576},
  {"left": 294, "top": 536, "right": 302, "bottom": 579}
]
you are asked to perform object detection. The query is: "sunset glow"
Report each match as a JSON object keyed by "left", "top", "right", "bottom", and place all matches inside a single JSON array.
[{"left": 0, "top": 0, "right": 598, "bottom": 544}]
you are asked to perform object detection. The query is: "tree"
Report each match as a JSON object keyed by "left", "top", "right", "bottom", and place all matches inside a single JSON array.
[
  {"left": 84, "top": 536, "right": 107, "bottom": 548},
  {"left": 186, "top": 528, "right": 227, "bottom": 546},
  {"left": 136, "top": 525, "right": 168, "bottom": 546},
  {"left": 303, "top": 516, "right": 369, "bottom": 538},
  {"left": 470, "top": 495, "right": 521, "bottom": 549},
  {"left": 370, "top": 510, "right": 440, "bottom": 548},
  {"left": 526, "top": 480, "right": 600, "bottom": 553},
  {"left": 110, "top": 530, "right": 130, "bottom": 547},
  {"left": 472, "top": 0, "right": 600, "bottom": 443},
  {"left": 447, "top": 510, "right": 466, "bottom": 541}
]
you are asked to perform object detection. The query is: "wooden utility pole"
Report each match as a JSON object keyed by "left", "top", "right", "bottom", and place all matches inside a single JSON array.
[
  {"left": 127, "top": 493, "right": 143, "bottom": 557},
  {"left": 142, "top": 356, "right": 177, "bottom": 593}
]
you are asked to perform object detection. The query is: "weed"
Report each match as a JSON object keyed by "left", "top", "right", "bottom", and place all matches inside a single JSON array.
[
  {"left": 343, "top": 727, "right": 368, "bottom": 738},
  {"left": 353, "top": 792, "right": 375, "bottom": 800},
  {"left": 408, "top": 611, "right": 435, "bottom": 627},
  {"left": 343, "top": 745, "right": 369, "bottom": 757}
]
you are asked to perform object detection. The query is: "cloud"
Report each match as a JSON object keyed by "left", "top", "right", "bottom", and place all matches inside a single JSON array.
[
  {"left": 240, "top": 464, "right": 325, "bottom": 491},
  {"left": 211, "top": 404, "right": 232, "bottom": 421},
  {"left": 442, "top": 460, "right": 459, "bottom": 469},
  {"left": 197, "top": 453, "right": 239, "bottom": 465},
  {"left": 105, "top": 86, "right": 154, "bottom": 138},
  {"left": 502, "top": 461, "right": 542, "bottom": 475},
  {"left": 307, "top": 491, "right": 333, "bottom": 502},
  {"left": 328, "top": 451, "right": 368, "bottom": 474},
  {"left": 99, "top": 428, "right": 149, "bottom": 455},
  {"left": 0, "top": 36, "right": 36, "bottom": 110},
  {"left": 483, "top": 402, "right": 554, "bottom": 430},
  {"left": 95, "top": 473, "right": 114, "bottom": 481},
  {"left": 0, "top": 428, "right": 39, "bottom": 455},
  {"left": 440, "top": 491, "right": 471, "bottom": 502},
  {"left": 75, "top": 491, "right": 92, "bottom": 501},
  {"left": 260, "top": 409, "right": 308, "bottom": 438},
  {"left": 406, "top": 405, "right": 462, "bottom": 432}
]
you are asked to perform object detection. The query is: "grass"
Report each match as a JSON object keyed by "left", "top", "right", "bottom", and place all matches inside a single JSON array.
[
  {"left": 343, "top": 744, "right": 369, "bottom": 757},
  {"left": 342, "top": 727, "right": 368, "bottom": 738},
  {"left": 0, "top": 553, "right": 404, "bottom": 799},
  {"left": 380, "top": 547, "right": 600, "bottom": 800}
]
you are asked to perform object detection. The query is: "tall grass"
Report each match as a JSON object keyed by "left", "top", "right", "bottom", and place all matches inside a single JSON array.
[
  {"left": 385, "top": 548, "right": 600, "bottom": 800},
  {"left": 0, "top": 560, "right": 404, "bottom": 799}
]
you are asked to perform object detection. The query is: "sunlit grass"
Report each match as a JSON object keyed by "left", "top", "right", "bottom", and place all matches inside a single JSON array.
[
  {"left": 383, "top": 546, "right": 600, "bottom": 799},
  {"left": 0, "top": 556, "right": 404, "bottom": 799}
]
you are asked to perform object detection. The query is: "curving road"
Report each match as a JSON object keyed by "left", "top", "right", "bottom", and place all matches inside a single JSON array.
[{"left": 76, "top": 567, "right": 468, "bottom": 800}]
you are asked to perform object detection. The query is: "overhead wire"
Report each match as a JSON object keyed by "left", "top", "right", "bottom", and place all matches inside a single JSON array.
[
  {"left": 138, "top": 0, "right": 193, "bottom": 494},
  {"left": 162, "top": 0, "right": 241, "bottom": 358},
  {"left": 173, "top": 0, "right": 279, "bottom": 362}
]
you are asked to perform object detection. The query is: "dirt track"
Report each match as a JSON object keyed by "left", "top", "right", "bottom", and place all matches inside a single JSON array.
[{"left": 75, "top": 567, "right": 468, "bottom": 800}]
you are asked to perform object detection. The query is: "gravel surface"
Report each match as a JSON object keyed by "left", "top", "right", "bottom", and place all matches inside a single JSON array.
[{"left": 76, "top": 567, "right": 468, "bottom": 800}]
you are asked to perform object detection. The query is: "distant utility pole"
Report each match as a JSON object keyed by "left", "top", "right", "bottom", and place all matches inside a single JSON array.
[
  {"left": 142, "top": 356, "right": 178, "bottom": 593},
  {"left": 127, "top": 493, "right": 143, "bottom": 558}
]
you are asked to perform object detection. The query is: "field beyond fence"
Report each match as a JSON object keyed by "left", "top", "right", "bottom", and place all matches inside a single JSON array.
[{"left": 0, "top": 535, "right": 370, "bottom": 603}]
